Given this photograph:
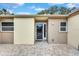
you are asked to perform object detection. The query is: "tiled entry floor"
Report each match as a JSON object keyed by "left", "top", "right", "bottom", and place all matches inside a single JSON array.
[{"left": 0, "top": 41, "right": 79, "bottom": 56}]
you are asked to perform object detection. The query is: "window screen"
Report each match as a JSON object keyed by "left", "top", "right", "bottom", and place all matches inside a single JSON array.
[
  {"left": 2, "top": 22, "right": 14, "bottom": 31},
  {"left": 60, "top": 22, "right": 67, "bottom": 32}
]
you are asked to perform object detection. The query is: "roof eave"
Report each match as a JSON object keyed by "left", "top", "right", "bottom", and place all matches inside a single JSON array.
[
  {"left": 0, "top": 9, "right": 79, "bottom": 19},
  {"left": 68, "top": 9, "right": 79, "bottom": 18}
]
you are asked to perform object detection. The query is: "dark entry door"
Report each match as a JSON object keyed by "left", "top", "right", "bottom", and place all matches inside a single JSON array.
[
  {"left": 36, "top": 23, "right": 43, "bottom": 39},
  {"left": 36, "top": 23, "right": 47, "bottom": 40}
]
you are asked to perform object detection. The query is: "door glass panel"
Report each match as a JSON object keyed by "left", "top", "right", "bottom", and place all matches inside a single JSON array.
[
  {"left": 44, "top": 24, "right": 46, "bottom": 37},
  {"left": 37, "top": 24, "right": 43, "bottom": 39}
]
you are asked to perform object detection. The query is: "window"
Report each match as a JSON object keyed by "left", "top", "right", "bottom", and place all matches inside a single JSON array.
[
  {"left": 59, "top": 22, "right": 67, "bottom": 32},
  {"left": 1, "top": 22, "right": 14, "bottom": 31}
]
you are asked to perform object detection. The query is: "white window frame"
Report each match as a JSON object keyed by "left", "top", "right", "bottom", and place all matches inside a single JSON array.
[
  {"left": 59, "top": 21, "right": 67, "bottom": 32},
  {"left": 0, "top": 22, "right": 14, "bottom": 32}
]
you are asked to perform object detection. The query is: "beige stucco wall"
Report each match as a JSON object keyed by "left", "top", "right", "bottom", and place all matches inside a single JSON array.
[
  {"left": 14, "top": 18, "right": 34, "bottom": 44},
  {"left": 0, "top": 32, "right": 14, "bottom": 44},
  {"left": 48, "top": 19, "right": 67, "bottom": 44},
  {"left": 68, "top": 15, "right": 79, "bottom": 49},
  {"left": 0, "top": 18, "right": 14, "bottom": 44}
]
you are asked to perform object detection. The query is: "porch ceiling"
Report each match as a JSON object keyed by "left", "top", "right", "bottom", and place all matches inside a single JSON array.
[{"left": 35, "top": 16, "right": 48, "bottom": 21}]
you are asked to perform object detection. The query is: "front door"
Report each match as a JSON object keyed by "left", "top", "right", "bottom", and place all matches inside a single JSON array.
[{"left": 36, "top": 23, "right": 47, "bottom": 41}]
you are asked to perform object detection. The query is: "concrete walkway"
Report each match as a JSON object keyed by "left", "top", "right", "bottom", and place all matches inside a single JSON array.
[{"left": 0, "top": 41, "right": 79, "bottom": 56}]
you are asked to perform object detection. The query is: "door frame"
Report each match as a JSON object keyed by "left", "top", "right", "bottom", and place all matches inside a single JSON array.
[{"left": 35, "top": 22, "right": 47, "bottom": 40}]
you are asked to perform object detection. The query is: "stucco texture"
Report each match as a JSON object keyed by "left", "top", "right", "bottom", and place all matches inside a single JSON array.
[
  {"left": 68, "top": 15, "right": 79, "bottom": 49},
  {"left": 0, "top": 19, "right": 14, "bottom": 44},
  {"left": 14, "top": 18, "right": 34, "bottom": 44},
  {"left": 48, "top": 19, "right": 67, "bottom": 44}
]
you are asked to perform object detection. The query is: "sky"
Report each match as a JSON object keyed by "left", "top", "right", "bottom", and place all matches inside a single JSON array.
[{"left": 0, "top": 3, "right": 79, "bottom": 15}]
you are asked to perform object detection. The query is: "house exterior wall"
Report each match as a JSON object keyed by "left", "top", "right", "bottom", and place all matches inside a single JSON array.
[
  {"left": 14, "top": 18, "right": 34, "bottom": 44},
  {"left": 48, "top": 19, "right": 67, "bottom": 44},
  {"left": 0, "top": 32, "right": 14, "bottom": 44},
  {"left": 0, "top": 19, "right": 14, "bottom": 44},
  {"left": 68, "top": 14, "right": 79, "bottom": 49}
]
